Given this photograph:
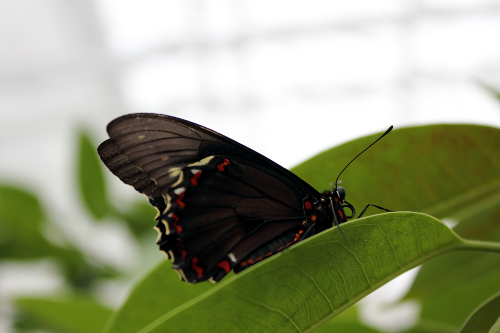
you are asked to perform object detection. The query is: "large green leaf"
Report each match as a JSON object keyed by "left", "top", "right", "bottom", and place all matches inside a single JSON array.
[
  {"left": 78, "top": 131, "right": 111, "bottom": 220},
  {"left": 292, "top": 124, "right": 500, "bottom": 329},
  {"left": 459, "top": 292, "right": 500, "bottom": 333},
  {"left": 16, "top": 296, "right": 112, "bottom": 333},
  {"left": 105, "top": 213, "right": 496, "bottom": 333}
]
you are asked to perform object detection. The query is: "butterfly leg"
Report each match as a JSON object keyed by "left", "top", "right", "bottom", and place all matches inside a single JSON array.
[
  {"left": 330, "top": 197, "right": 349, "bottom": 244},
  {"left": 301, "top": 223, "right": 317, "bottom": 239},
  {"left": 357, "top": 204, "right": 393, "bottom": 218}
]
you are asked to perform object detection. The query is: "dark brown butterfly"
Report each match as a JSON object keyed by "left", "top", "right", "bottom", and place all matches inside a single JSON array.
[{"left": 98, "top": 113, "right": 392, "bottom": 283}]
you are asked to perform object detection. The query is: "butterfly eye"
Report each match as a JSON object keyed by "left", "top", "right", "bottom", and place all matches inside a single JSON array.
[{"left": 336, "top": 186, "right": 346, "bottom": 202}]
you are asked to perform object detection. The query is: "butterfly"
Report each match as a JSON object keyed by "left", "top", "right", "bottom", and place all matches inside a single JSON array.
[{"left": 98, "top": 113, "right": 392, "bottom": 283}]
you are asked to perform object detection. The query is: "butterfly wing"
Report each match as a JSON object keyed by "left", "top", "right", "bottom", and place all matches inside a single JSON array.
[
  {"left": 98, "top": 114, "right": 321, "bottom": 283},
  {"left": 155, "top": 155, "right": 317, "bottom": 282}
]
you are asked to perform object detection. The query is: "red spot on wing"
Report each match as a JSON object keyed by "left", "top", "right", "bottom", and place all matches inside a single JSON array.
[
  {"left": 217, "top": 158, "right": 231, "bottom": 172},
  {"left": 298, "top": 230, "right": 304, "bottom": 235},
  {"left": 256, "top": 256, "right": 263, "bottom": 261},
  {"left": 176, "top": 191, "right": 186, "bottom": 208},
  {"left": 240, "top": 261, "right": 247, "bottom": 267},
  {"left": 266, "top": 252, "right": 273, "bottom": 257},
  {"left": 177, "top": 244, "right": 187, "bottom": 260},
  {"left": 277, "top": 246, "right": 284, "bottom": 252},
  {"left": 338, "top": 210, "right": 344, "bottom": 220},
  {"left": 294, "top": 234, "right": 300, "bottom": 242},
  {"left": 191, "top": 257, "right": 204, "bottom": 278},
  {"left": 304, "top": 201, "right": 312, "bottom": 210},
  {"left": 169, "top": 213, "right": 183, "bottom": 234},
  {"left": 311, "top": 215, "right": 317, "bottom": 222},
  {"left": 248, "top": 258, "right": 255, "bottom": 264},
  {"left": 216, "top": 260, "right": 231, "bottom": 274},
  {"left": 190, "top": 170, "right": 202, "bottom": 186},
  {"left": 335, "top": 197, "right": 338, "bottom": 202}
]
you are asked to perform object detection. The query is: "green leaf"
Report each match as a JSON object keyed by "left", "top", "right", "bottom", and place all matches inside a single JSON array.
[
  {"left": 459, "top": 292, "right": 500, "bottom": 333},
  {"left": 0, "top": 184, "right": 54, "bottom": 259},
  {"left": 16, "top": 296, "right": 112, "bottom": 333},
  {"left": 314, "top": 306, "right": 383, "bottom": 333},
  {"left": 106, "top": 213, "right": 481, "bottom": 333},
  {"left": 103, "top": 260, "right": 217, "bottom": 333},
  {"left": 292, "top": 124, "right": 500, "bottom": 220},
  {"left": 0, "top": 184, "right": 117, "bottom": 288},
  {"left": 77, "top": 131, "right": 111, "bottom": 219},
  {"left": 404, "top": 212, "right": 500, "bottom": 331},
  {"left": 292, "top": 124, "right": 500, "bottom": 328}
]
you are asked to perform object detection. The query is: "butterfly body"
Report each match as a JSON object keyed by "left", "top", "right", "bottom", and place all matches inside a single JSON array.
[{"left": 98, "top": 114, "right": 352, "bottom": 283}]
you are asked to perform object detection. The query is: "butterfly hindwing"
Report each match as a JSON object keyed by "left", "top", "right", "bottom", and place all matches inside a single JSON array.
[{"left": 155, "top": 155, "right": 312, "bottom": 283}]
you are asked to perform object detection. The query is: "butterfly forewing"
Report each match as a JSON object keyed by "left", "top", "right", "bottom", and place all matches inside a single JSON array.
[
  {"left": 98, "top": 114, "right": 324, "bottom": 283},
  {"left": 103, "top": 114, "right": 319, "bottom": 193}
]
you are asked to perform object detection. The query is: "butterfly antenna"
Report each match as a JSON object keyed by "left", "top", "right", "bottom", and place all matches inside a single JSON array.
[{"left": 334, "top": 125, "right": 393, "bottom": 188}]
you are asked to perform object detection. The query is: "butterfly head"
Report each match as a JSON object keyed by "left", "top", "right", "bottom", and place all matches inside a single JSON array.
[
  {"left": 335, "top": 186, "right": 346, "bottom": 203},
  {"left": 333, "top": 186, "right": 355, "bottom": 220},
  {"left": 323, "top": 187, "right": 353, "bottom": 244}
]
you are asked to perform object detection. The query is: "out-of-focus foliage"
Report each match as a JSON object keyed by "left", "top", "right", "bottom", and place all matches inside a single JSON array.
[
  {"left": 314, "top": 306, "right": 383, "bottom": 333},
  {"left": 0, "top": 185, "right": 63, "bottom": 260},
  {"left": 458, "top": 292, "right": 500, "bottom": 333},
  {"left": 78, "top": 131, "right": 112, "bottom": 220},
  {"left": 3, "top": 131, "right": 158, "bottom": 333},
  {"left": 78, "top": 132, "right": 156, "bottom": 236},
  {"left": 15, "top": 297, "right": 112, "bottom": 333},
  {"left": 0, "top": 184, "right": 116, "bottom": 289},
  {"left": 481, "top": 83, "right": 500, "bottom": 102}
]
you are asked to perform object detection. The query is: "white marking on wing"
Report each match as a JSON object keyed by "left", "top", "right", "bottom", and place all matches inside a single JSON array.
[
  {"left": 187, "top": 156, "right": 214, "bottom": 167},
  {"left": 228, "top": 253, "right": 237, "bottom": 263},
  {"left": 174, "top": 187, "right": 186, "bottom": 195}
]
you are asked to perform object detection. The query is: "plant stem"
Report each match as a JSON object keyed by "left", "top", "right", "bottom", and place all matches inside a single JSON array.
[{"left": 457, "top": 239, "right": 500, "bottom": 254}]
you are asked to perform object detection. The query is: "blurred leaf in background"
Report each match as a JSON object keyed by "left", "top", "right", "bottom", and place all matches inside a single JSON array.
[
  {"left": 480, "top": 83, "right": 500, "bottom": 102},
  {"left": 0, "top": 184, "right": 116, "bottom": 289},
  {"left": 15, "top": 296, "right": 112, "bottom": 333},
  {"left": 1, "top": 130, "right": 157, "bottom": 333},
  {"left": 403, "top": 198, "right": 500, "bottom": 331},
  {"left": 77, "top": 131, "right": 113, "bottom": 220},
  {"left": 77, "top": 131, "right": 156, "bottom": 237},
  {"left": 458, "top": 292, "right": 500, "bottom": 333}
]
